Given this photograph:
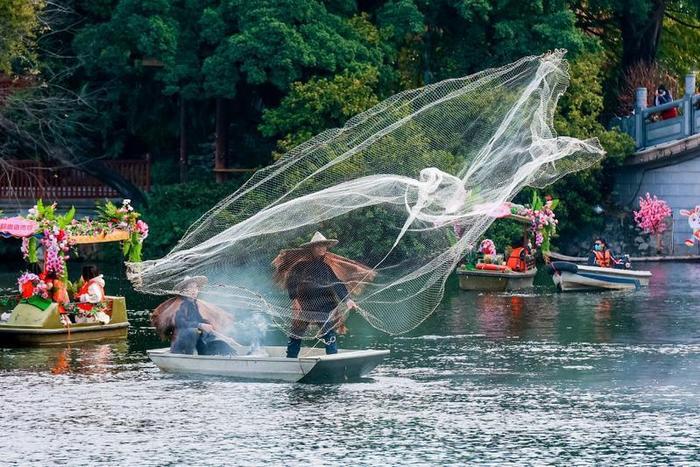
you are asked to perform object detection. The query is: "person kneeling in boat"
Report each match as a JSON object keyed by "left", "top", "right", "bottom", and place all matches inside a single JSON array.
[
  {"left": 588, "top": 238, "right": 630, "bottom": 269},
  {"left": 77, "top": 265, "right": 110, "bottom": 324},
  {"left": 151, "top": 275, "right": 237, "bottom": 356},
  {"left": 273, "top": 232, "right": 376, "bottom": 359}
]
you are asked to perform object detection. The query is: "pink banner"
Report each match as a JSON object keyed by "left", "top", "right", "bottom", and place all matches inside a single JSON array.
[{"left": 0, "top": 217, "right": 38, "bottom": 238}]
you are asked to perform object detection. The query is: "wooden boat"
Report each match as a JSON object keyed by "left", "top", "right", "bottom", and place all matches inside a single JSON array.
[
  {"left": 0, "top": 297, "right": 128, "bottom": 346},
  {"left": 457, "top": 211, "right": 537, "bottom": 291},
  {"left": 547, "top": 261, "right": 652, "bottom": 292},
  {"left": 456, "top": 267, "right": 537, "bottom": 291},
  {"left": 147, "top": 346, "right": 390, "bottom": 383},
  {"left": 0, "top": 208, "right": 141, "bottom": 346}
]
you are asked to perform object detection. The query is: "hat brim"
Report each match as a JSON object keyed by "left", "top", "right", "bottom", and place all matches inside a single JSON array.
[
  {"left": 299, "top": 239, "right": 339, "bottom": 248},
  {"left": 174, "top": 275, "right": 209, "bottom": 292}
]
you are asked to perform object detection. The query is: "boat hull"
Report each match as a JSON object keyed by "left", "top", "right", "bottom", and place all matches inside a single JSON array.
[
  {"left": 456, "top": 268, "right": 537, "bottom": 291},
  {"left": 548, "top": 262, "right": 651, "bottom": 292},
  {"left": 0, "top": 297, "right": 129, "bottom": 346},
  {"left": 147, "top": 346, "right": 390, "bottom": 383},
  {"left": 0, "top": 322, "right": 128, "bottom": 346}
]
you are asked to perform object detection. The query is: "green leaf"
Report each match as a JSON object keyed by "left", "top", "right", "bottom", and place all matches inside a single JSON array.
[{"left": 28, "top": 237, "right": 38, "bottom": 263}]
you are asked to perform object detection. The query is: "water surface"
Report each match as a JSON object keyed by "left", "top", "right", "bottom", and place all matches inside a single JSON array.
[{"left": 1, "top": 262, "right": 699, "bottom": 465}]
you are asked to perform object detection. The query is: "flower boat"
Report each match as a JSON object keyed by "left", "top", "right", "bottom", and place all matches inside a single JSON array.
[
  {"left": 147, "top": 346, "right": 390, "bottom": 383},
  {"left": 456, "top": 194, "right": 559, "bottom": 291},
  {"left": 0, "top": 200, "right": 147, "bottom": 346},
  {"left": 0, "top": 297, "right": 129, "bottom": 346},
  {"left": 546, "top": 261, "right": 652, "bottom": 292},
  {"left": 456, "top": 264, "right": 537, "bottom": 291}
]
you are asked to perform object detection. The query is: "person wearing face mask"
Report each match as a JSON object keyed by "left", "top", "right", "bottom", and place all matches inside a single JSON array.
[{"left": 588, "top": 238, "right": 617, "bottom": 268}]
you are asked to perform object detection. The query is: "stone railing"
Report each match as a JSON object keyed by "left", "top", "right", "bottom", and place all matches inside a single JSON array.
[{"left": 614, "top": 73, "right": 700, "bottom": 150}]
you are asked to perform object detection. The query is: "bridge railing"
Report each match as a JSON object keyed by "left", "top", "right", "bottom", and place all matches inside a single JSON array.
[
  {"left": 0, "top": 159, "right": 151, "bottom": 200},
  {"left": 614, "top": 73, "right": 699, "bottom": 150}
]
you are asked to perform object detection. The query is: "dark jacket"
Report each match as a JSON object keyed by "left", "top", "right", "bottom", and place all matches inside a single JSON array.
[
  {"left": 174, "top": 298, "right": 208, "bottom": 332},
  {"left": 286, "top": 257, "right": 349, "bottom": 312}
]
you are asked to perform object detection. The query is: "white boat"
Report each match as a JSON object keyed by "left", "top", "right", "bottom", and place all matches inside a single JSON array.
[
  {"left": 147, "top": 346, "right": 390, "bottom": 383},
  {"left": 547, "top": 261, "right": 652, "bottom": 292}
]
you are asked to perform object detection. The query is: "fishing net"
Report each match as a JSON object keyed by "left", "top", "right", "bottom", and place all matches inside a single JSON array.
[{"left": 127, "top": 51, "right": 604, "bottom": 340}]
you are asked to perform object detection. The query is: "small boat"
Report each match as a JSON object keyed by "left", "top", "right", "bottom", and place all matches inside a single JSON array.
[
  {"left": 0, "top": 201, "right": 147, "bottom": 347},
  {"left": 456, "top": 267, "right": 537, "bottom": 291},
  {"left": 547, "top": 261, "right": 652, "bottom": 292},
  {"left": 147, "top": 346, "right": 390, "bottom": 383},
  {"left": 0, "top": 297, "right": 129, "bottom": 346},
  {"left": 456, "top": 209, "right": 539, "bottom": 292}
]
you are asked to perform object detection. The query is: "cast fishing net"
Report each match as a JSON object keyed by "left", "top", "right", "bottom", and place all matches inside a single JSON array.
[{"left": 128, "top": 51, "right": 604, "bottom": 340}]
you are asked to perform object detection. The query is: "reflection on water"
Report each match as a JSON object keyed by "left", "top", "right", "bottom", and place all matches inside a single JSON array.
[{"left": 1, "top": 262, "right": 700, "bottom": 464}]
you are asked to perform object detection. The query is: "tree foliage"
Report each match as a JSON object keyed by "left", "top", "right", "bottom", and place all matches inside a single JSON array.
[
  {"left": 0, "top": 0, "right": 44, "bottom": 74},
  {"left": 6, "top": 0, "right": 700, "bottom": 256}
]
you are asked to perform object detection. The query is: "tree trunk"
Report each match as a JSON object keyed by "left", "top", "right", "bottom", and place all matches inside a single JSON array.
[
  {"left": 214, "top": 97, "right": 228, "bottom": 183},
  {"left": 620, "top": 0, "right": 667, "bottom": 68},
  {"left": 179, "top": 96, "right": 187, "bottom": 183}
]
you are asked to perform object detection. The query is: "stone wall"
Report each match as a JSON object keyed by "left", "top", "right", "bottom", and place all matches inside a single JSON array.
[{"left": 614, "top": 154, "right": 700, "bottom": 255}]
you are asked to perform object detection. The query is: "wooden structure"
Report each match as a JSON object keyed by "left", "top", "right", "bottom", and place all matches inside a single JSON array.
[{"left": 0, "top": 159, "right": 150, "bottom": 199}]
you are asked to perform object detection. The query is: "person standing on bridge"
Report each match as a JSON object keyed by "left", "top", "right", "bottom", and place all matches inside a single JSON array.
[{"left": 655, "top": 85, "right": 677, "bottom": 120}]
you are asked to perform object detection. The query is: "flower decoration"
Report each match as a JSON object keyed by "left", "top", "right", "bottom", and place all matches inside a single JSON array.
[
  {"left": 17, "top": 272, "right": 51, "bottom": 300},
  {"left": 509, "top": 193, "right": 559, "bottom": 253},
  {"left": 7, "top": 199, "right": 148, "bottom": 302},
  {"left": 633, "top": 193, "right": 672, "bottom": 235}
]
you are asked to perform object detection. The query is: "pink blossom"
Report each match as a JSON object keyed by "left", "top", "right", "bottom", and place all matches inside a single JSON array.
[{"left": 633, "top": 193, "right": 672, "bottom": 235}]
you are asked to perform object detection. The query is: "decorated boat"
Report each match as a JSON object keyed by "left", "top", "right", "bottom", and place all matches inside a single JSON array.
[
  {"left": 456, "top": 194, "right": 557, "bottom": 291},
  {"left": 0, "top": 200, "right": 147, "bottom": 346},
  {"left": 147, "top": 346, "right": 390, "bottom": 383},
  {"left": 546, "top": 261, "right": 652, "bottom": 292},
  {"left": 456, "top": 265, "right": 538, "bottom": 291}
]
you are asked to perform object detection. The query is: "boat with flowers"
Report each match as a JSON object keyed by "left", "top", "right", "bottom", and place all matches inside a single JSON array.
[
  {"left": 456, "top": 193, "right": 557, "bottom": 291},
  {"left": 0, "top": 199, "right": 148, "bottom": 346}
]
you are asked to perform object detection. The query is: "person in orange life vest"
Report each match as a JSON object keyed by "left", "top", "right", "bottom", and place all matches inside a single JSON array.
[
  {"left": 77, "top": 265, "right": 109, "bottom": 324},
  {"left": 587, "top": 237, "right": 621, "bottom": 268},
  {"left": 506, "top": 238, "right": 531, "bottom": 272}
]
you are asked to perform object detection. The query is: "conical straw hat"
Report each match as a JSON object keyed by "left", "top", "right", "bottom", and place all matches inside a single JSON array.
[
  {"left": 300, "top": 231, "right": 339, "bottom": 248},
  {"left": 174, "top": 275, "right": 209, "bottom": 292}
]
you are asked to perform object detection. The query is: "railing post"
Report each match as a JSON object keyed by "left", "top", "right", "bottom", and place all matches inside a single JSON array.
[
  {"left": 635, "top": 87, "right": 647, "bottom": 149},
  {"left": 685, "top": 72, "right": 697, "bottom": 136}
]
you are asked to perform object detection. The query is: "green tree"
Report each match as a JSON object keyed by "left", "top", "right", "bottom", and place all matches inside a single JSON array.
[
  {"left": 0, "top": 0, "right": 44, "bottom": 74},
  {"left": 549, "top": 53, "right": 634, "bottom": 248},
  {"left": 573, "top": 0, "right": 700, "bottom": 69}
]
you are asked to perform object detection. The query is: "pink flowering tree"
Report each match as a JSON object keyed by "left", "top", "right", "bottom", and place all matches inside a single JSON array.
[{"left": 633, "top": 193, "right": 672, "bottom": 253}]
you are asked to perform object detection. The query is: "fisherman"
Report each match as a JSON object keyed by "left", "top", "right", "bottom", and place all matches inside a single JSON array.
[
  {"left": 151, "top": 275, "right": 237, "bottom": 356},
  {"left": 588, "top": 237, "right": 620, "bottom": 268},
  {"left": 273, "top": 232, "right": 375, "bottom": 358}
]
